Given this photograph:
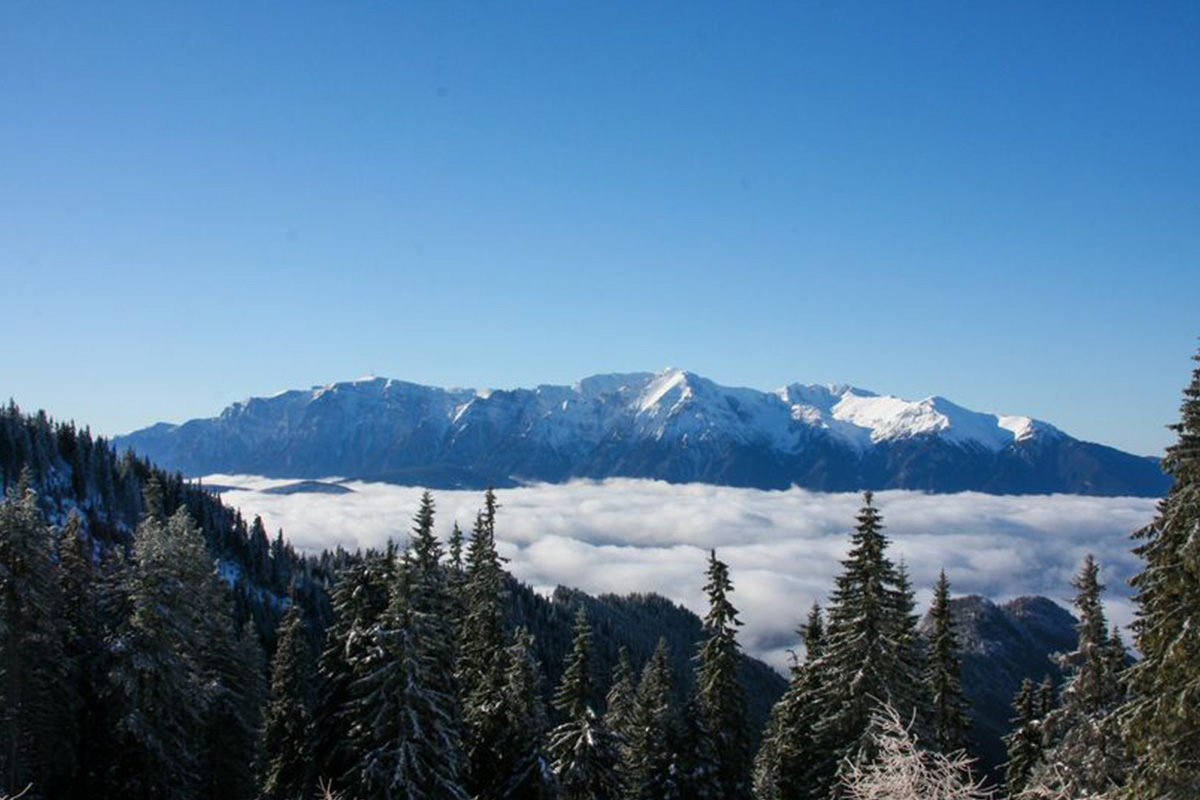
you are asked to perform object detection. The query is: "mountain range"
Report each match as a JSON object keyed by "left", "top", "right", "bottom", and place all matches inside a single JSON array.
[{"left": 115, "top": 370, "right": 1169, "bottom": 495}]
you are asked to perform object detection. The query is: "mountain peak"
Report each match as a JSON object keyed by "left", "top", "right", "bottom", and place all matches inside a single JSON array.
[{"left": 114, "top": 371, "right": 1168, "bottom": 496}]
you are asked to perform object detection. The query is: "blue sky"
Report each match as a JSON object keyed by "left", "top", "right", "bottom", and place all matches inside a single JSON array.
[{"left": 1, "top": 2, "right": 1197, "bottom": 456}]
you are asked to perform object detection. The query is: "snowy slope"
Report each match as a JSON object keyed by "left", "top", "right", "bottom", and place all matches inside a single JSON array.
[{"left": 113, "top": 369, "right": 1168, "bottom": 496}]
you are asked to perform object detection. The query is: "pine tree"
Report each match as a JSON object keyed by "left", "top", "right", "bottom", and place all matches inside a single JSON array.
[
  {"left": 1022, "top": 555, "right": 1127, "bottom": 797},
  {"left": 1003, "top": 679, "right": 1043, "bottom": 796},
  {"left": 312, "top": 549, "right": 395, "bottom": 790},
  {"left": 627, "top": 637, "right": 678, "bottom": 800},
  {"left": 106, "top": 504, "right": 215, "bottom": 800},
  {"left": 810, "top": 493, "right": 927, "bottom": 796},
  {"left": 348, "top": 553, "right": 469, "bottom": 800},
  {"left": 201, "top": 619, "right": 265, "bottom": 800},
  {"left": 548, "top": 607, "right": 620, "bottom": 800},
  {"left": 755, "top": 603, "right": 827, "bottom": 800},
  {"left": 1122, "top": 343, "right": 1200, "bottom": 800},
  {"left": 0, "top": 477, "right": 75, "bottom": 798},
  {"left": 259, "top": 605, "right": 315, "bottom": 800},
  {"left": 458, "top": 496, "right": 510, "bottom": 797},
  {"left": 496, "top": 627, "right": 556, "bottom": 800},
  {"left": 925, "top": 571, "right": 970, "bottom": 755},
  {"left": 694, "top": 550, "right": 752, "bottom": 800},
  {"left": 58, "top": 512, "right": 102, "bottom": 799},
  {"left": 605, "top": 646, "right": 637, "bottom": 750}
]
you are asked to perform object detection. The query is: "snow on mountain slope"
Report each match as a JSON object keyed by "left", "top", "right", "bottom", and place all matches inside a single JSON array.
[{"left": 113, "top": 369, "right": 1169, "bottom": 496}]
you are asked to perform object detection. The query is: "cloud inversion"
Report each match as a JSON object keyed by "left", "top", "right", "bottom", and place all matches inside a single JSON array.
[{"left": 204, "top": 475, "right": 1157, "bottom": 671}]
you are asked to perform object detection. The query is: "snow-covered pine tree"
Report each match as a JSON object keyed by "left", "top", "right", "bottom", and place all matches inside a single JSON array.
[
  {"left": 458, "top": 493, "right": 511, "bottom": 797},
  {"left": 496, "top": 626, "right": 557, "bottom": 800},
  {"left": 627, "top": 637, "right": 679, "bottom": 800},
  {"left": 1003, "top": 679, "right": 1043, "bottom": 797},
  {"left": 695, "top": 549, "right": 752, "bottom": 800},
  {"left": 925, "top": 570, "right": 971, "bottom": 755},
  {"left": 259, "top": 605, "right": 315, "bottom": 800},
  {"left": 349, "top": 552, "right": 469, "bottom": 800},
  {"left": 201, "top": 617, "right": 265, "bottom": 800},
  {"left": 1122, "top": 343, "right": 1200, "bottom": 800},
  {"left": 605, "top": 645, "right": 637, "bottom": 755},
  {"left": 0, "top": 475, "right": 75, "bottom": 798},
  {"left": 1021, "top": 555, "right": 1127, "bottom": 798},
  {"left": 811, "top": 492, "right": 929, "bottom": 798},
  {"left": 549, "top": 607, "right": 620, "bottom": 800},
  {"left": 754, "top": 603, "right": 827, "bottom": 800},
  {"left": 106, "top": 499, "right": 215, "bottom": 800},
  {"left": 312, "top": 548, "right": 395, "bottom": 790}
]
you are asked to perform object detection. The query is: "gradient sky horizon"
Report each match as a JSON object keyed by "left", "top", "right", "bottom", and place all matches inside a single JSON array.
[{"left": 2, "top": 2, "right": 1197, "bottom": 456}]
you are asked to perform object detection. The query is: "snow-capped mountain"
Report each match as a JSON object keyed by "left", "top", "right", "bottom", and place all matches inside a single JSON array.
[{"left": 113, "top": 370, "right": 1168, "bottom": 496}]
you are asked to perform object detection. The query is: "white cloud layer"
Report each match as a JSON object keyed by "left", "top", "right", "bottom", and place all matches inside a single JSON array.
[{"left": 204, "top": 475, "right": 1158, "bottom": 672}]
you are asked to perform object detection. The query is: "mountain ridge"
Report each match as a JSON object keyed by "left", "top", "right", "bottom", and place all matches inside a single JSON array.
[{"left": 114, "top": 370, "right": 1169, "bottom": 496}]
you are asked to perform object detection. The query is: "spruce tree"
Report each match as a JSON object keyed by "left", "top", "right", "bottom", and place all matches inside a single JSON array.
[
  {"left": 548, "top": 607, "right": 619, "bottom": 800},
  {"left": 312, "top": 549, "right": 395, "bottom": 789},
  {"left": 755, "top": 603, "right": 827, "bottom": 800},
  {"left": 201, "top": 618, "right": 265, "bottom": 800},
  {"left": 627, "top": 637, "right": 678, "bottom": 800},
  {"left": 811, "top": 493, "right": 927, "bottom": 795},
  {"left": 1023, "top": 554, "right": 1128, "bottom": 797},
  {"left": 925, "top": 570, "right": 971, "bottom": 755},
  {"left": 0, "top": 477, "right": 74, "bottom": 798},
  {"left": 496, "top": 627, "right": 556, "bottom": 800},
  {"left": 259, "top": 605, "right": 315, "bottom": 800},
  {"left": 1122, "top": 343, "right": 1200, "bottom": 799},
  {"left": 605, "top": 646, "right": 637, "bottom": 751},
  {"left": 694, "top": 550, "right": 751, "bottom": 800},
  {"left": 458, "top": 497, "right": 510, "bottom": 797},
  {"left": 348, "top": 553, "right": 469, "bottom": 800},
  {"left": 106, "top": 503, "right": 214, "bottom": 800},
  {"left": 1003, "top": 679, "right": 1043, "bottom": 796}
]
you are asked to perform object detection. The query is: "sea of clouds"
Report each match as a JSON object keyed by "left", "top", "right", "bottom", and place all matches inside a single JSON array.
[{"left": 204, "top": 475, "right": 1158, "bottom": 672}]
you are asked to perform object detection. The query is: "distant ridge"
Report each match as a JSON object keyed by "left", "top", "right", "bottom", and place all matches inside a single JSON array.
[{"left": 115, "top": 370, "right": 1169, "bottom": 496}]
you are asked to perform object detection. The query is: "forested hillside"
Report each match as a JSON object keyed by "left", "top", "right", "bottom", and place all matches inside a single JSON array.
[{"left": 2, "top": 338, "right": 1198, "bottom": 800}]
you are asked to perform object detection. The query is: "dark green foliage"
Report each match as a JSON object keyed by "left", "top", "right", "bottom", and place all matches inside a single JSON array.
[
  {"left": 694, "top": 550, "right": 752, "bottom": 799},
  {"left": 259, "top": 606, "right": 315, "bottom": 800},
  {"left": 806, "top": 492, "right": 928, "bottom": 796},
  {"left": 0, "top": 477, "right": 75, "bottom": 798},
  {"left": 1003, "top": 678, "right": 1043, "bottom": 796},
  {"left": 627, "top": 638, "right": 679, "bottom": 800},
  {"left": 1122, "top": 345, "right": 1200, "bottom": 799},
  {"left": 549, "top": 608, "right": 620, "bottom": 800},
  {"left": 754, "top": 604, "right": 826, "bottom": 800},
  {"left": 347, "top": 554, "right": 469, "bottom": 800},
  {"left": 495, "top": 627, "right": 557, "bottom": 799},
  {"left": 925, "top": 570, "right": 971, "bottom": 754},
  {"left": 459, "top": 493, "right": 511, "bottom": 797}
]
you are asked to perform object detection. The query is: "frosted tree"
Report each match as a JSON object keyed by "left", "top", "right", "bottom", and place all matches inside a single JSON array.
[
  {"left": 259, "top": 606, "right": 314, "bottom": 800},
  {"left": 812, "top": 493, "right": 928, "bottom": 796},
  {"left": 312, "top": 548, "right": 395, "bottom": 789},
  {"left": 1003, "top": 679, "right": 1044, "bottom": 796},
  {"left": 549, "top": 607, "right": 620, "bottom": 800},
  {"left": 107, "top": 501, "right": 215, "bottom": 800},
  {"left": 605, "top": 645, "right": 638, "bottom": 750},
  {"left": 1022, "top": 555, "right": 1127, "bottom": 798},
  {"left": 627, "top": 637, "right": 679, "bottom": 800},
  {"left": 694, "top": 550, "right": 752, "bottom": 799},
  {"left": 1121, "top": 343, "right": 1200, "bottom": 799},
  {"left": 925, "top": 570, "right": 971, "bottom": 755},
  {"left": 0, "top": 476, "right": 74, "bottom": 798},
  {"left": 839, "top": 703, "right": 994, "bottom": 800},
  {"left": 348, "top": 553, "right": 469, "bottom": 800},
  {"left": 458, "top": 491, "right": 511, "bottom": 796},
  {"left": 754, "top": 603, "right": 827, "bottom": 800},
  {"left": 495, "top": 627, "right": 557, "bottom": 800}
]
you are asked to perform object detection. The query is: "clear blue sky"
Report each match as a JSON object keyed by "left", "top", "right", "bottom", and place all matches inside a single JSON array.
[{"left": 1, "top": 2, "right": 1197, "bottom": 456}]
